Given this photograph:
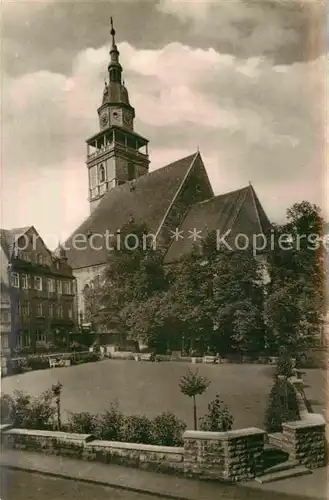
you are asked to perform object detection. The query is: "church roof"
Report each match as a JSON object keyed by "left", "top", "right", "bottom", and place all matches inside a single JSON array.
[
  {"left": 64, "top": 153, "right": 200, "bottom": 269},
  {"left": 164, "top": 185, "right": 272, "bottom": 262}
]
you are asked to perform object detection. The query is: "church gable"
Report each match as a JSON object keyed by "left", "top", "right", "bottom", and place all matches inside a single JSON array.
[
  {"left": 158, "top": 152, "right": 214, "bottom": 248},
  {"left": 164, "top": 185, "right": 271, "bottom": 262}
]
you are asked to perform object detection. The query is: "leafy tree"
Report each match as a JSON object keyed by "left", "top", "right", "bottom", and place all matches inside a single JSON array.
[
  {"left": 179, "top": 369, "right": 210, "bottom": 430},
  {"left": 199, "top": 394, "right": 234, "bottom": 432},
  {"left": 265, "top": 201, "right": 326, "bottom": 352},
  {"left": 87, "top": 221, "right": 168, "bottom": 341}
]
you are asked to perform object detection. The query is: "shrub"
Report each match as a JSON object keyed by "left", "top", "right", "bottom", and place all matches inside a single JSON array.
[
  {"left": 152, "top": 412, "right": 186, "bottom": 446},
  {"left": 96, "top": 402, "right": 125, "bottom": 441},
  {"left": 275, "top": 347, "right": 294, "bottom": 378},
  {"left": 124, "top": 415, "right": 153, "bottom": 444},
  {"left": 0, "top": 389, "right": 56, "bottom": 430},
  {"left": 199, "top": 394, "right": 234, "bottom": 432},
  {"left": 0, "top": 394, "right": 15, "bottom": 424},
  {"left": 67, "top": 411, "right": 98, "bottom": 435},
  {"left": 26, "top": 355, "right": 50, "bottom": 371},
  {"left": 264, "top": 377, "right": 300, "bottom": 433}
]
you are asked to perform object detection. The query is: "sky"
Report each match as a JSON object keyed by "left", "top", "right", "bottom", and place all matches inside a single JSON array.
[{"left": 1, "top": 0, "right": 327, "bottom": 248}]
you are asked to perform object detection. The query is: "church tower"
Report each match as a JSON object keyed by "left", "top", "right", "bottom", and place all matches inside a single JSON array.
[{"left": 86, "top": 18, "right": 150, "bottom": 212}]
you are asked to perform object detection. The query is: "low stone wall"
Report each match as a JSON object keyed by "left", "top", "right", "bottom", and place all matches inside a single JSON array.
[
  {"left": 1, "top": 426, "right": 183, "bottom": 474},
  {"left": 2, "top": 421, "right": 325, "bottom": 481},
  {"left": 183, "top": 428, "right": 265, "bottom": 482},
  {"left": 1, "top": 428, "right": 94, "bottom": 458},
  {"left": 282, "top": 416, "right": 326, "bottom": 468},
  {"left": 83, "top": 440, "right": 184, "bottom": 473}
]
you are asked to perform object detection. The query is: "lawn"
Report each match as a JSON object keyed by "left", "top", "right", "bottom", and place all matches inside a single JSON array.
[{"left": 2, "top": 360, "right": 326, "bottom": 430}]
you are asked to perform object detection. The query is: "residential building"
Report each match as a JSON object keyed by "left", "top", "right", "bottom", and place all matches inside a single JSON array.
[{"left": 0, "top": 226, "right": 77, "bottom": 354}]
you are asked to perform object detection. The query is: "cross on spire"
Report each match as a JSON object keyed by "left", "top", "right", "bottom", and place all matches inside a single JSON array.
[{"left": 110, "top": 16, "right": 116, "bottom": 47}]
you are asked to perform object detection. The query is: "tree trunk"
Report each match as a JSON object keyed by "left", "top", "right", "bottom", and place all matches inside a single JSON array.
[
  {"left": 193, "top": 395, "right": 197, "bottom": 430},
  {"left": 56, "top": 399, "right": 61, "bottom": 431}
]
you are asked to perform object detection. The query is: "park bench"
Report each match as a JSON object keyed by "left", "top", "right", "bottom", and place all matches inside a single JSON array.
[
  {"left": 203, "top": 356, "right": 220, "bottom": 364},
  {"left": 140, "top": 353, "right": 154, "bottom": 361}
]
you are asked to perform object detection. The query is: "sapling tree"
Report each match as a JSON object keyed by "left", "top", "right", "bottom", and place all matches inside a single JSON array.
[{"left": 179, "top": 369, "right": 210, "bottom": 430}]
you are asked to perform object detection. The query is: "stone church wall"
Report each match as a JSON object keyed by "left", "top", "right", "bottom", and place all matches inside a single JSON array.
[{"left": 73, "top": 264, "right": 106, "bottom": 321}]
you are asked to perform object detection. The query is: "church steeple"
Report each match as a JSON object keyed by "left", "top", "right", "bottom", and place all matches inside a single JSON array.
[
  {"left": 108, "top": 17, "right": 122, "bottom": 84},
  {"left": 85, "top": 18, "right": 150, "bottom": 213}
]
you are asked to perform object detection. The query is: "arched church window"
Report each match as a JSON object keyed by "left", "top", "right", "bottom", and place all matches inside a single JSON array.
[
  {"left": 99, "top": 164, "right": 106, "bottom": 183},
  {"left": 127, "top": 162, "right": 135, "bottom": 181}
]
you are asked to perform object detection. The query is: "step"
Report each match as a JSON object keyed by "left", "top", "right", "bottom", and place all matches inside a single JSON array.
[
  {"left": 264, "top": 460, "right": 299, "bottom": 474},
  {"left": 255, "top": 466, "right": 312, "bottom": 484}
]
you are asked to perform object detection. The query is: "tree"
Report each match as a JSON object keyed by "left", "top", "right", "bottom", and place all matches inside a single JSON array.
[
  {"left": 87, "top": 221, "right": 168, "bottom": 341},
  {"left": 265, "top": 201, "right": 326, "bottom": 352},
  {"left": 207, "top": 244, "right": 265, "bottom": 355},
  {"left": 179, "top": 369, "right": 210, "bottom": 430},
  {"left": 264, "top": 377, "right": 300, "bottom": 433}
]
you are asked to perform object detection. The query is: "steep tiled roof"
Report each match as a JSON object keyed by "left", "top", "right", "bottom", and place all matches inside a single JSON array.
[
  {"left": 65, "top": 153, "right": 199, "bottom": 269},
  {"left": 164, "top": 185, "right": 271, "bottom": 262},
  {"left": 0, "top": 227, "right": 32, "bottom": 258}
]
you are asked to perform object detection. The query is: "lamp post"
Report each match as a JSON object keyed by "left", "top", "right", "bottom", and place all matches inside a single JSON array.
[{"left": 51, "top": 381, "right": 63, "bottom": 431}]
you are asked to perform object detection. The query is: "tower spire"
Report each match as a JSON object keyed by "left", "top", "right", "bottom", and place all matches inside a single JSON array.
[
  {"left": 110, "top": 16, "right": 116, "bottom": 48},
  {"left": 108, "top": 16, "right": 122, "bottom": 83}
]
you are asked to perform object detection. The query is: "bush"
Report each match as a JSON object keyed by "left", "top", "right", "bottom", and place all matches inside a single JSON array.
[
  {"left": 264, "top": 377, "right": 300, "bottom": 433},
  {"left": 152, "top": 412, "right": 186, "bottom": 446},
  {"left": 124, "top": 415, "right": 153, "bottom": 444},
  {"left": 199, "top": 394, "right": 234, "bottom": 432},
  {"left": 67, "top": 411, "right": 97, "bottom": 435},
  {"left": 96, "top": 402, "right": 125, "bottom": 441},
  {"left": 26, "top": 355, "right": 50, "bottom": 371},
  {"left": 0, "top": 394, "right": 15, "bottom": 424},
  {"left": 275, "top": 348, "right": 294, "bottom": 378},
  {"left": 0, "top": 389, "right": 56, "bottom": 430}
]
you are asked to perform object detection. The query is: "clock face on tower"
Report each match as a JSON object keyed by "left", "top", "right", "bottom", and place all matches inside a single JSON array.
[
  {"left": 123, "top": 112, "right": 133, "bottom": 127},
  {"left": 100, "top": 112, "right": 108, "bottom": 128}
]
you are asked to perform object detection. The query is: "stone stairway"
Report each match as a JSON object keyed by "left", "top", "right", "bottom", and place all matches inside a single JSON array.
[{"left": 254, "top": 442, "right": 312, "bottom": 484}]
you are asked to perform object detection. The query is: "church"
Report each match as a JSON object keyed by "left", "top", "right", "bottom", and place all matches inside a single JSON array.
[{"left": 64, "top": 20, "right": 271, "bottom": 323}]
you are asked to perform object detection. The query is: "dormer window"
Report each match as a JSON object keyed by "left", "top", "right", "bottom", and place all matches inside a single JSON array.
[{"left": 99, "top": 164, "right": 106, "bottom": 183}]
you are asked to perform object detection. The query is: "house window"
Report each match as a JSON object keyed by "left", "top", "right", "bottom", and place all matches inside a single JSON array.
[
  {"left": 63, "top": 281, "right": 71, "bottom": 295},
  {"left": 21, "top": 301, "right": 30, "bottom": 317},
  {"left": 20, "top": 251, "right": 31, "bottom": 261},
  {"left": 34, "top": 276, "right": 42, "bottom": 291},
  {"left": 1, "top": 335, "right": 9, "bottom": 349},
  {"left": 68, "top": 305, "right": 73, "bottom": 319},
  {"left": 1, "top": 310, "right": 10, "bottom": 323},
  {"left": 37, "top": 254, "right": 43, "bottom": 265},
  {"left": 57, "top": 281, "right": 62, "bottom": 294},
  {"left": 36, "top": 303, "right": 44, "bottom": 317},
  {"left": 49, "top": 303, "right": 54, "bottom": 317},
  {"left": 11, "top": 273, "right": 19, "bottom": 288},
  {"left": 127, "top": 162, "right": 135, "bottom": 181},
  {"left": 21, "top": 274, "right": 28, "bottom": 289},
  {"left": 58, "top": 304, "right": 63, "bottom": 318},
  {"left": 99, "top": 164, "right": 106, "bottom": 183},
  {"left": 36, "top": 330, "right": 47, "bottom": 344},
  {"left": 48, "top": 279, "right": 54, "bottom": 292}
]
